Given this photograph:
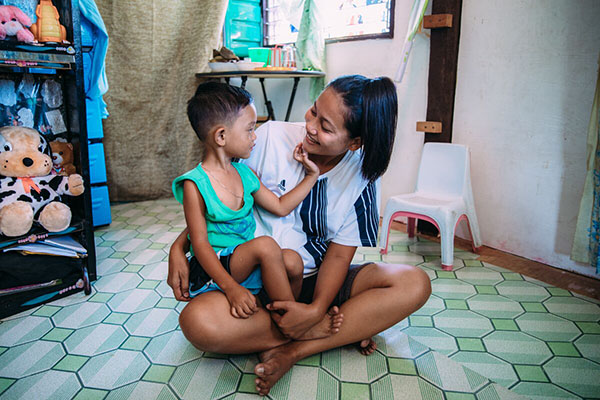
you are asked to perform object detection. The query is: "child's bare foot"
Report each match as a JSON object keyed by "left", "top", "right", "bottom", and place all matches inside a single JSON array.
[
  {"left": 295, "top": 306, "right": 343, "bottom": 341},
  {"left": 356, "top": 338, "right": 377, "bottom": 355}
]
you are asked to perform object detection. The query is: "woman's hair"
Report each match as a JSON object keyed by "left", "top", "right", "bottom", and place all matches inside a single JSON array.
[
  {"left": 327, "top": 75, "right": 398, "bottom": 182},
  {"left": 187, "top": 81, "right": 253, "bottom": 141}
]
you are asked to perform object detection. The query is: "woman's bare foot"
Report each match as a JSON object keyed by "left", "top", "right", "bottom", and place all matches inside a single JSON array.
[
  {"left": 356, "top": 338, "right": 377, "bottom": 355},
  {"left": 295, "top": 306, "right": 344, "bottom": 341},
  {"left": 254, "top": 344, "right": 298, "bottom": 396}
]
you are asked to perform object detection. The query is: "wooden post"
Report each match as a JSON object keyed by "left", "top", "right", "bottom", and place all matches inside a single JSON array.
[
  {"left": 419, "top": 0, "right": 463, "bottom": 235},
  {"left": 424, "top": 0, "right": 463, "bottom": 144}
]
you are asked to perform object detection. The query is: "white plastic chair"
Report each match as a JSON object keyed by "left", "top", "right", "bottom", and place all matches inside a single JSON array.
[{"left": 379, "top": 142, "right": 482, "bottom": 271}]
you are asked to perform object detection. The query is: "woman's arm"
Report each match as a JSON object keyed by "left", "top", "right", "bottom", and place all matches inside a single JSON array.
[
  {"left": 252, "top": 143, "right": 319, "bottom": 217},
  {"left": 167, "top": 228, "right": 191, "bottom": 301},
  {"left": 309, "top": 242, "right": 357, "bottom": 313},
  {"left": 267, "top": 242, "right": 356, "bottom": 338}
]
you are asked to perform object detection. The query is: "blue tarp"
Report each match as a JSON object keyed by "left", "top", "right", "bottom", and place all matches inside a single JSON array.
[{"left": 79, "top": 0, "right": 109, "bottom": 118}]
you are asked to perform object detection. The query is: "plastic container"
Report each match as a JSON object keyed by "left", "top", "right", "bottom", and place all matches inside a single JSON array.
[
  {"left": 236, "top": 61, "right": 264, "bottom": 71},
  {"left": 248, "top": 47, "right": 270, "bottom": 67},
  {"left": 208, "top": 62, "right": 238, "bottom": 72}
]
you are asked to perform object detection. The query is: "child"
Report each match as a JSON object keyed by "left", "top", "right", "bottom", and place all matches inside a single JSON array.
[{"left": 173, "top": 82, "right": 342, "bottom": 339}]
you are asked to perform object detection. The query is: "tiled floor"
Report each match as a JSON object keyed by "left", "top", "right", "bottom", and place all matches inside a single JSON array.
[{"left": 0, "top": 198, "right": 599, "bottom": 399}]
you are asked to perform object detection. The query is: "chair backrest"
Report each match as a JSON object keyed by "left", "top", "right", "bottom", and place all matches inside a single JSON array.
[{"left": 415, "top": 142, "right": 469, "bottom": 197}]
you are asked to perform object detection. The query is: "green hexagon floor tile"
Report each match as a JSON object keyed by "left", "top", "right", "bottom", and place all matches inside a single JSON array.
[{"left": 0, "top": 198, "right": 599, "bottom": 399}]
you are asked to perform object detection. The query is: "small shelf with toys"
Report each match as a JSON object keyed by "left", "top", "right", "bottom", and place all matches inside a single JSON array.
[{"left": 0, "top": 0, "right": 96, "bottom": 319}]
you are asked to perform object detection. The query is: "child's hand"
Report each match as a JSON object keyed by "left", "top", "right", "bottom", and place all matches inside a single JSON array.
[
  {"left": 225, "top": 284, "right": 258, "bottom": 318},
  {"left": 293, "top": 143, "right": 319, "bottom": 177}
]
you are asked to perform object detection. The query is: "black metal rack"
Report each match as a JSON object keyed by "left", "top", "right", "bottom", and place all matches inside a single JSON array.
[{"left": 0, "top": 0, "right": 96, "bottom": 319}]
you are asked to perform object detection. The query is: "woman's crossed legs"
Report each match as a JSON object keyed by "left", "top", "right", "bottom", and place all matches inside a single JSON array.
[{"left": 178, "top": 262, "right": 431, "bottom": 395}]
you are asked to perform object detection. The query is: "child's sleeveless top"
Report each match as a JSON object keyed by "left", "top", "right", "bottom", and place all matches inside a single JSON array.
[{"left": 172, "top": 162, "right": 260, "bottom": 255}]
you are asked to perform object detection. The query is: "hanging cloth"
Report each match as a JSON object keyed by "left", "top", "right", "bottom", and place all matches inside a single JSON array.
[
  {"left": 79, "top": 0, "right": 109, "bottom": 118},
  {"left": 571, "top": 56, "right": 600, "bottom": 275},
  {"left": 395, "top": 0, "right": 429, "bottom": 83},
  {"left": 295, "top": 0, "right": 326, "bottom": 101}
]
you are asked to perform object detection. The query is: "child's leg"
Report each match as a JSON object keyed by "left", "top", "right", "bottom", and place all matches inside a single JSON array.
[
  {"left": 228, "top": 236, "right": 295, "bottom": 302},
  {"left": 282, "top": 249, "right": 303, "bottom": 299}
]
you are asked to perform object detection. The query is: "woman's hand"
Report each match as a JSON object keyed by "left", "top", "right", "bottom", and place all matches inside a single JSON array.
[
  {"left": 167, "top": 236, "right": 191, "bottom": 302},
  {"left": 225, "top": 284, "right": 259, "bottom": 318},
  {"left": 293, "top": 143, "right": 319, "bottom": 177},
  {"left": 267, "top": 301, "right": 324, "bottom": 339}
]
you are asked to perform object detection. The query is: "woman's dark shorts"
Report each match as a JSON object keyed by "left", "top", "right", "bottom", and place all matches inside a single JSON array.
[{"left": 297, "top": 263, "right": 372, "bottom": 307}]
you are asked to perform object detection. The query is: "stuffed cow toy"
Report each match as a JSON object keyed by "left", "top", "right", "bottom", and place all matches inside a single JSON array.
[{"left": 0, "top": 126, "right": 84, "bottom": 237}]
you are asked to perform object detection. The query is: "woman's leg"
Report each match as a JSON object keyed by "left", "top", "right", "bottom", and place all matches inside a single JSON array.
[
  {"left": 180, "top": 243, "right": 343, "bottom": 354},
  {"left": 282, "top": 249, "right": 304, "bottom": 299},
  {"left": 254, "top": 263, "right": 432, "bottom": 395},
  {"left": 179, "top": 290, "right": 290, "bottom": 354}
]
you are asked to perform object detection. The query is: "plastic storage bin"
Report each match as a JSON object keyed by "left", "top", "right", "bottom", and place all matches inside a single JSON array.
[
  {"left": 88, "top": 142, "right": 107, "bottom": 184},
  {"left": 91, "top": 185, "right": 111, "bottom": 226},
  {"left": 81, "top": 17, "right": 94, "bottom": 47},
  {"left": 86, "top": 98, "right": 103, "bottom": 139}
]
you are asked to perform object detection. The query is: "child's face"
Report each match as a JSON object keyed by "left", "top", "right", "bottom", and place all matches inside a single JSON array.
[{"left": 227, "top": 104, "right": 257, "bottom": 159}]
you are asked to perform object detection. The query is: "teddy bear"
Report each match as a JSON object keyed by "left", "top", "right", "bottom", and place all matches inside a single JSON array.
[
  {"left": 50, "top": 139, "right": 76, "bottom": 176},
  {"left": 0, "top": 5, "right": 35, "bottom": 43},
  {"left": 0, "top": 126, "right": 84, "bottom": 237}
]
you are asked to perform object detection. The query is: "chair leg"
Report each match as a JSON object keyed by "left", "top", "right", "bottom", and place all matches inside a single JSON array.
[
  {"left": 379, "top": 207, "right": 395, "bottom": 255},
  {"left": 440, "top": 218, "right": 457, "bottom": 271},
  {"left": 465, "top": 213, "right": 482, "bottom": 252},
  {"left": 407, "top": 217, "right": 416, "bottom": 238}
]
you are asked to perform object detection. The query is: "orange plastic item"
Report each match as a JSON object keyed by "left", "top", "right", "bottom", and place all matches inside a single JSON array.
[
  {"left": 254, "top": 66, "right": 296, "bottom": 71},
  {"left": 30, "top": 0, "right": 67, "bottom": 43}
]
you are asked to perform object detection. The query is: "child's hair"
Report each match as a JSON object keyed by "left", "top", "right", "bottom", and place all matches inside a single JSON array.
[
  {"left": 327, "top": 75, "right": 398, "bottom": 182},
  {"left": 187, "top": 81, "right": 254, "bottom": 141}
]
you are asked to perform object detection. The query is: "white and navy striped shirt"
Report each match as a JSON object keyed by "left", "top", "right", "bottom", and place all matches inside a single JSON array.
[{"left": 243, "top": 121, "right": 380, "bottom": 277}]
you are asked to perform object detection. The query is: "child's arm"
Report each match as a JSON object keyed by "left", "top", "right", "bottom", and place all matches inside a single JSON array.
[
  {"left": 252, "top": 143, "right": 319, "bottom": 217},
  {"left": 182, "top": 180, "right": 258, "bottom": 318}
]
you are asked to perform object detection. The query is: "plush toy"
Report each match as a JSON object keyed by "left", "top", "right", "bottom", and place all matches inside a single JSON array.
[
  {"left": 0, "top": 126, "right": 84, "bottom": 237},
  {"left": 50, "top": 139, "right": 76, "bottom": 176},
  {"left": 0, "top": 5, "right": 35, "bottom": 43},
  {"left": 30, "top": 0, "right": 67, "bottom": 43}
]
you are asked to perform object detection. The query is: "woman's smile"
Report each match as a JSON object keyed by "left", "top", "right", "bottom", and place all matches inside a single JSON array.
[{"left": 305, "top": 133, "right": 319, "bottom": 145}]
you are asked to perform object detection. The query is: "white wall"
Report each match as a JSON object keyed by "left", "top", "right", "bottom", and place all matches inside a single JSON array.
[
  {"left": 453, "top": 0, "right": 600, "bottom": 278},
  {"left": 241, "top": 0, "right": 600, "bottom": 278},
  {"left": 242, "top": 0, "right": 430, "bottom": 206}
]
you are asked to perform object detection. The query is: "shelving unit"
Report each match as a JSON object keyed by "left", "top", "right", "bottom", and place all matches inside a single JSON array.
[{"left": 0, "top": 0, "right": 96, "bottom": 319}]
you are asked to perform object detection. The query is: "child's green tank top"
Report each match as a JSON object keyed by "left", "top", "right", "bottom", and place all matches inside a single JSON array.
[{"left": 172, "top": 162, "right": 260, "bottom": 255}]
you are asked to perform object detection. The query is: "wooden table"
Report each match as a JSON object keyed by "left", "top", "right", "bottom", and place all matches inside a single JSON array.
[{"left": 195, "top": 70, "right": 325, "bottom": 121}]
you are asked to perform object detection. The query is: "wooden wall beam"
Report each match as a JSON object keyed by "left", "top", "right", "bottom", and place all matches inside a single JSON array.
[
  {"left": 424, "top": 0, "right": 463, "bottom": 144},
  {"left": 419, "top": 0, "right": 463, "bottom": 235}
]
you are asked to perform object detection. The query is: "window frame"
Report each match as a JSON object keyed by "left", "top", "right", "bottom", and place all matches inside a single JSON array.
[{"left": 261, "top": 0, "right": 395, "bottom": 47}]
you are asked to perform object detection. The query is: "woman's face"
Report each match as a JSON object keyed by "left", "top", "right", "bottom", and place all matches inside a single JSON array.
[{"left": 303, "top": 88, "right": 360, "bottom": 157}]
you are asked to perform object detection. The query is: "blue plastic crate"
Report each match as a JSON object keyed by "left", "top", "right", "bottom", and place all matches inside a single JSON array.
[
  {"left": 91, "top": 185, "right": 111, "bottom": 226},
  {"left": 86, "top": 98, "right": 103, "bottom": 140},
  {"left": 81, "top": 17, "right": 94, "bottom": 47},
  {"left": 82, "top": 53, "right": 91, "bottom": 91},
  {"left": 88, "top": 142, "right": 107, "bottom": 184}
]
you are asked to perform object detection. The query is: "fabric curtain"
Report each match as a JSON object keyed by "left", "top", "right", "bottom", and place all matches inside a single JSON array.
[
  {"left": 96, "top": 0, "right": 228, "bottom": 201},
  {"left": 293, "top": 0, "right": 326, "bottom": 101},
  {"left": 571, "top": 57, "right": 600, "bottom": 275}
]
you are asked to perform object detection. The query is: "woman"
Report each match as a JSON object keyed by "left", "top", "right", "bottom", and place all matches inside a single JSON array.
[{"left": 168, "top": 75, "right": 432, "bottom": 395}]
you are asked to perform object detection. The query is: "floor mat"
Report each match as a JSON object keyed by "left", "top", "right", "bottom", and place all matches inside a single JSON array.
[{"left": 0, "top": 199, "right": 598, "bottom": 399}]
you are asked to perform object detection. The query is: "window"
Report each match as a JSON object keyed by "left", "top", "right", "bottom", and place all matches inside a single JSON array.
[{"left": 263, "top": 0, "right": 394, "bottom": 46}]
